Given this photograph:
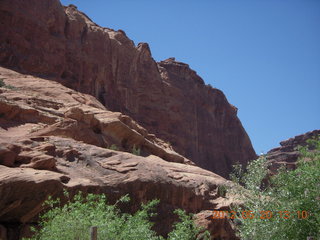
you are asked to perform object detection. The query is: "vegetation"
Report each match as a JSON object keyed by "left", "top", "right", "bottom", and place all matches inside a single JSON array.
[
  {"left": 168, "top": 209, "right": 210, "bottom": 240},
  {"left": 229, "top": 137, "right": 320, "bottom": 240},
  {"left": 24, "top": 191, "right": 209, "bottom": 240},
  {"left": 217, "top": 185, "right": 227, "bottom": 197},
  {"left": 108, "top": 144, "right": 141, "bottom": 157},
  {"left": 132, "top": 144, "right": 141, "bottom": 156},
  {"left": 0, "top": 78, "right": 16, "bottom": 89},
  {"left": 109, "top": 144, "right": 119, "bottom": 151},
  {"left": 0, "top": 78, "right": 5, "bottom": 87}
]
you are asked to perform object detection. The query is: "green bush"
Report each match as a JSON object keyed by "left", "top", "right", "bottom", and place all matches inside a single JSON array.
[
  {"left": 24, "top": 192, "right": 209, "bottom": 240},
  {"left": 0, "top": 78, "right": 16, "bottom": 89},
  {"left": 132, "top": 145, "right": 141, "bottom": 156},
  {"left": 229, "top": 137, "right": 320, "bottom": 240},
  {"left": 167, "top": 209, "right": 210, "bottom": 240},
  {"left": 109, "top": 144, "right": 119, "bottom": 151}
]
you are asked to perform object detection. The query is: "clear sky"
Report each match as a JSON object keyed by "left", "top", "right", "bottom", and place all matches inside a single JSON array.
[{"left": 61, "top": 0, "right": 320, "bottom": 154}]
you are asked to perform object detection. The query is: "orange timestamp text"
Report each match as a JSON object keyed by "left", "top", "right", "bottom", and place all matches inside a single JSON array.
[{"left": 212, "top": 210, "right": 310, "bottom": 220}]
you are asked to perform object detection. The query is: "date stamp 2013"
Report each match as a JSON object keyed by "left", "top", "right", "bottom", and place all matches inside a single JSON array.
[{"left": 212, "top": 210, "right": 310, "bottom": 220}]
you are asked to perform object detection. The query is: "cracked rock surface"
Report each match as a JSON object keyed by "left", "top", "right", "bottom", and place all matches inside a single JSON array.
[{"left": 0, "top": 67, "right": 237, "bottom": 239}]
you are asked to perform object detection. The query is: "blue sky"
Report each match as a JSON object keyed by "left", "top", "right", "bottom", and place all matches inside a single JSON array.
[{"left": 61, "top": 0, "right": 320, "bottom": 153}]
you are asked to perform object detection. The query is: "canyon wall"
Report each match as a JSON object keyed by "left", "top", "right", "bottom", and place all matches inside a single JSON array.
[
  {"left": 0, "top": 0, "right": 257, "bottom": 177},
  {"left": 0, "top": 66, "right": 238, "bottom": 239},
  {"left": 267, "top": 129, "right": 320, "bottom": 173}
]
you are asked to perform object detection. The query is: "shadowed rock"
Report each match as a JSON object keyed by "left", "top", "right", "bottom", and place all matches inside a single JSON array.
[
  {"left": 266, "top": 129, "right": 320, "bottom": 173},
  {"left": 0, "top": 0, "right": 256, "bottom": 177},
  {"left": 0, "top": 67, "right": 238, "bottom": 239}
]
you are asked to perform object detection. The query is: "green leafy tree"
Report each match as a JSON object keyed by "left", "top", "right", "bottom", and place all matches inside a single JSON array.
[
  {"left": 229, "top": 137, "right": 320, "bottom": 240},
  {"left": 168, "top": 209, "right": 210, "bottom": 240},
  {"left": 24, "top": 191, "right": 209, "bottom": 240}
]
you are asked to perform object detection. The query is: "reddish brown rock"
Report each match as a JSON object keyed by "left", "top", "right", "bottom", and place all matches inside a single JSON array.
[
  {"left": 0, "top": 137, "right": 233, "bottom": 238},
  {"left": 0, "top": 224, "right": 7, "bottom": 240},
  {"left": 0, "top": 0, "right": 256, "bottom": 177},
  {"left": 0, "top": 67, "right": 188, "bottom": 165},
  {"left": 0, "top": 67, "right": 239, "bottom": 239},
  {"left": 195, "top": 210, "right": 239, "bottom": 240},
  {"left": 0, "top": 145, "right": 16, "bottom": 167},
  {"left": 155, "top": 59, "right": 256, "bottom": 176},
  {"left": 266, "top": 129, "right": 320, "bottom": 173}
]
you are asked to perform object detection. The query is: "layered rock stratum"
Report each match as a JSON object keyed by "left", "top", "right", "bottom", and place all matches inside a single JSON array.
[
  {"left": 266, "top": 129, "right": 320, "bottom": 173},
  {"left": 0, "top": 67, "right": 238, "bottom": 239},
  {"left": 0, "top": 0, "right": 260, "bottom": 239},
  {"left": 0, "top": 0, "right": 256, "bottom": 178},
  {"left": 0, "top": 1, "right": 317, "bottom": 239}
]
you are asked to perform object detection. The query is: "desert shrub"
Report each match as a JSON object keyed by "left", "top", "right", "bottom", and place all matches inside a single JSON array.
[
  {"left": 167, "top": 209, "right": 210, "bottom": 240},
  {"left": 0, "top": 78, "right": 16, "bottom": 89},
  {"left": 132, "top": 145, "right": 141, "bottom": 156},
  {"left": 217, "top": 185, "right": 227, "bottom": 197},
  {"left": 109, "top": 144, "right": 119, "bottom": 151},
  {"left": 229, "top": 137, "right": 320, "bottom": 240},
  {"left": 24, "top": 191, "right": 208, "bottom": 240}
]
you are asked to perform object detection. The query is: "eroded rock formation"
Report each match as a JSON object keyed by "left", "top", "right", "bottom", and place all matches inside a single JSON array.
[
  {"left": 0, "top": 0, "right": 259, "bottom": 238},
  {"left": 0, "top": 67, "right": 238, "bottom": 239},
  {"left": 0, "top": 0, "right": 256, "bottom": 177},
  {"left": 267, "top": 129, "right": 320, "bottom": 173}
]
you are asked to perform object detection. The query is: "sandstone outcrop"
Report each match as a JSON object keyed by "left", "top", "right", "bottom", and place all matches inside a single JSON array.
[
  {"left": 0, "top": 0, "right": 256, "bottom": 177},
  {"left": 0, "top": 138, "right": 232, "bottom": 239},
  {"left": 0, "top": 67, "right": 238, "bottom": 239},
  {"left": 266, "top": 129, "right": 320, "bottom": 173},
  {"left": 0, "top": 67, "right": 188, "bottom": 166},
  {"left": 195, "top": 210, "right": 237, "bottom": 240}
]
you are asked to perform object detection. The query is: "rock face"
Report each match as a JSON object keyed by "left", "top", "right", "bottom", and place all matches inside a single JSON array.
[
  {"left": 0, "top": 67, "right": 238, "bottom": 239},
  {"left": 0, "top": 0, "right": 256, "bottom": 177},
  {"left": 0, "top": 67, "right": 189, "bottom": 166},
  {"left": 266, "top": 129, "right": 320, "bottom": 173}
]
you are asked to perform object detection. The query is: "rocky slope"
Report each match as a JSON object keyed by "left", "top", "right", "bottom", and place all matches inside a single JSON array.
[
  {"left": 267, "top": 129, "right": 320, "bottom": 173},
  {"left": 0, "top": 0, "right": 256, "bottom": 177},
  {"left": 0, "top": 67, "right": 238, "bottom": 239}
]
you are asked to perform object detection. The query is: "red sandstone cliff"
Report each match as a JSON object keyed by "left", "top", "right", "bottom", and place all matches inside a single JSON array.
[
  {"left": 0, "top": 0, "right": 256, "bottom": 177},
  {"left": 266, "top": 129, "right": 320, "bottom": 173},
  {"left": 0, "top": 66, "right": 238, "bottom": 239}
]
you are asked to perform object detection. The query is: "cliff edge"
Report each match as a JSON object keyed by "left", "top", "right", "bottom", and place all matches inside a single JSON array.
[{"left": 0, "top": 0, "right": 256, "bottom": 177}]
